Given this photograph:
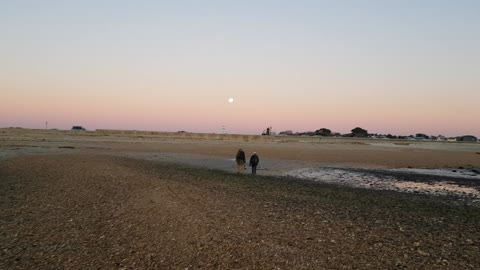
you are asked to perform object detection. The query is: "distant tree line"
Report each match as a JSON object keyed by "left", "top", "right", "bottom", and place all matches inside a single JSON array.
[
  {"left": 277, "top": 127, "right": 476, "bottom": 141},
  {"left": 279, "top": 127, "right": 369, "bottom": 138}
]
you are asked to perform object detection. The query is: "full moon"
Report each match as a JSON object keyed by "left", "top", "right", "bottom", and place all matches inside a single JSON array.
[{"left": 228, "top": 98, "right": 234, "bottom": 103}]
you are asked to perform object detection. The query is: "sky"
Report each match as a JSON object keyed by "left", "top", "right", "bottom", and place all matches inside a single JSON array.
[{"left": 1, "top": 0, "right": 479, "bottom": 136}]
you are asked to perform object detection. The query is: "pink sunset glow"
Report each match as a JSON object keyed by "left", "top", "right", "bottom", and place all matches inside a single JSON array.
[{"left": 1, "top": 2, "right": 479, "bottom": 137}]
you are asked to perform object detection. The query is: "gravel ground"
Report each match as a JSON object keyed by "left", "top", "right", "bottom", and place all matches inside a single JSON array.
[{"left": 1, "top": 154, "right": 480, "bottom": 269}]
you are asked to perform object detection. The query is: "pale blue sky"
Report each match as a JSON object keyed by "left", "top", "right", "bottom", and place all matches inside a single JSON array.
[{"left": 1, "top": 1, "right": 479, "bottom": 135}]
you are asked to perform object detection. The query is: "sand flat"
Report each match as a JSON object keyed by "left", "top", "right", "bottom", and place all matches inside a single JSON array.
[
  {"left": 2, "top": 128, "right": 480, "bottom": 168},
  {"left": 1, "top": 128, "right": 480, "bottom": 269}
]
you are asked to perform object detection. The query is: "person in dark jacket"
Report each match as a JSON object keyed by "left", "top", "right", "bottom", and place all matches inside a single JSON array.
[
  {"left": 235, "top": 148, "right": 246, "bottom": 173},
  {"left": 249, "top": 152, "right": 260, "bottom": 175}
]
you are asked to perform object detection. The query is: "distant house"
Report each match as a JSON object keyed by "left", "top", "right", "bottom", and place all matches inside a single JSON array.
[
  {"left": 71, "top": 126, "right": 86, "bottom": 131},
  {"left": 456, "top": 135, "right": 477, "bottom": 142},
  {"left": 436, "top": 135, "right": 447, "bottom": 141}
]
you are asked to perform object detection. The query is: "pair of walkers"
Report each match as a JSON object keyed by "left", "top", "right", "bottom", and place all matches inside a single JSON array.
[{"left": 235, "top": 149, "right": 260, "bottom": 175}]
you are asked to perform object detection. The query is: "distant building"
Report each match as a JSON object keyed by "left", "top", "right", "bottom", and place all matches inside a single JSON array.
[
  {"left": 456, "top": 135, "right": 477, "bottom": 142},
  {"left": 436, "top": 135, "right": 447, "bottom": 141},
  {"left": 71, "top": 126, "right": 86, "bottom": 131}
]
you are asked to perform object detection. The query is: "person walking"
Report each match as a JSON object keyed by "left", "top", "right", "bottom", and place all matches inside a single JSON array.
[
  {"left": 235, "top": 148, "right": 246, "bottom": 173},
  {"left": 249, "top": 152, "right": 260, "bottom": 175}
]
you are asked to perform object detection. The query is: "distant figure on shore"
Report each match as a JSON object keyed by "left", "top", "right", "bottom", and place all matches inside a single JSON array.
[
  {"left": 249, "top": 152, "right": 260, "bottom": 175},
  {"left": 262, "top": 127, "right": 270, "bottom": 136},
  {"left": 235, "top": 148, "right": 246, "bottom": 173}
]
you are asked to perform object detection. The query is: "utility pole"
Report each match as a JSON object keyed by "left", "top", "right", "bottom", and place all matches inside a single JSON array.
[{"left": 46, "top": 121, "right": 48, "bottom": 129}]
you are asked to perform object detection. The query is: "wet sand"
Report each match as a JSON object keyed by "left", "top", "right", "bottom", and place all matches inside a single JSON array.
[
  {"left": 2, "top": 128, "right": 480, "bottom": 169},
  {"left": 2, "top": 128, "right": 480, "bottom": 202}
]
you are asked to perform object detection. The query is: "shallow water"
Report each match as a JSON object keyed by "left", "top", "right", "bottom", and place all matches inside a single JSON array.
[{"left": 286, "top": 167, "right": 480, "bottom": 202}]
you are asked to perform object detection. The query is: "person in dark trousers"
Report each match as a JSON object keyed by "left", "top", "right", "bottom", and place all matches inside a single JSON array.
[
  {"left": 235, "top": 148, "right": 246, "bottom": 173},
  {"left": 249, "top": 152, "right": 260, "bottom": 175}
]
